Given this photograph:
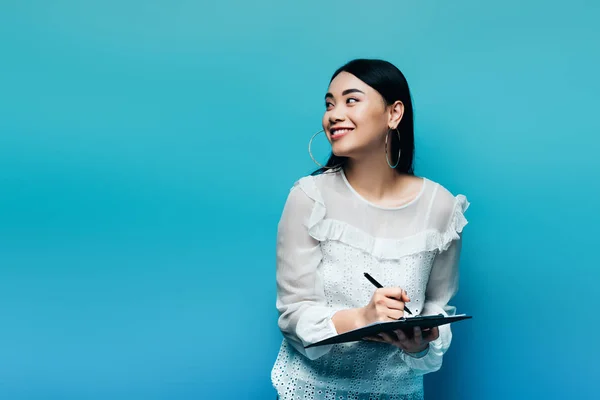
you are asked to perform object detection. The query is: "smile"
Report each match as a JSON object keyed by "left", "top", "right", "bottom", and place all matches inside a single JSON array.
[{"left": 330, "top": 128, "right": 354, "bottom": 139}]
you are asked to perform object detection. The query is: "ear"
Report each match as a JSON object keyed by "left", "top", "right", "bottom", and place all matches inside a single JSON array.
[{"left": 388, "top": 101, "right": 404, "bottom": 129}]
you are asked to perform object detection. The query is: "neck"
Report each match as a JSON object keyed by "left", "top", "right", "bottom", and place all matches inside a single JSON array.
[{"left": 343, "top": 152, "right": 402, "bottom": 199}]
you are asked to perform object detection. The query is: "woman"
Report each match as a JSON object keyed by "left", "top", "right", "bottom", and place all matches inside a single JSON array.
[{"left": 271, "top": 59, "right": 470, "bottom": 399}]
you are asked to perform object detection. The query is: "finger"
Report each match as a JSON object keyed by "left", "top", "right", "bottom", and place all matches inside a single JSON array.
[
  {"left": 422, "top": 328, "right": 432, "bottom": 341},
  {"left": 382, "top": 296, "right": 406, "bottom": 313},
  {"left": 394, "top": 329, "right": 408, "bottom": 342},
  {"left": 363, "top": 335, "right": 384, "bottom": 343},
  {"left": 413, "top": 326, "right": 423, "bottom": 344},
  {"left": 401, "top": 288, "right": 411, "bottom": 303},
  {"left": 385, "top": 307, "right": 405, "bottom": 320},
  {"left": 379, "top": 287, "right": 408, "bottom": 303},
  {"left": 374, "top": 298, "right": 405, "bottom": 320},
  {"left": 425, "top": 327, "right": 440, "bottom": 342},
  {"left": 391, "top": 288, "right": 411, "bottom": 304},
  {"left": 379, "top": 332, "right": 396, "bottom": 344}
]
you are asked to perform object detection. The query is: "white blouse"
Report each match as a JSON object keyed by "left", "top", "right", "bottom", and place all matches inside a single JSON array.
[{"left": 271, "top": 169, "right": 470, "bottom": 400}]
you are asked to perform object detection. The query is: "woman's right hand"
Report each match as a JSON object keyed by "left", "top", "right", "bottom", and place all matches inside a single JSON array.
[{"left": 359, "top": 287, "right": 410, "bottom": 326}]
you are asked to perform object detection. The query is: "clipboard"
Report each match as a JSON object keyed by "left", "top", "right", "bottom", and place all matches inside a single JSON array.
[{"left": 304, "top": 314, "right": 472, "bottom": 348}]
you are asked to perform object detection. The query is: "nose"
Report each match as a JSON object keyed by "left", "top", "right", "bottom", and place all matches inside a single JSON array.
[{"left": 328, "top": 109, "right": 345, "bottom": 124}]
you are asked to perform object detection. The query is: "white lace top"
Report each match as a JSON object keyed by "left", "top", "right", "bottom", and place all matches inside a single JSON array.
[{"left": 271, "top": 169, "right": 470, "bottom": 400}]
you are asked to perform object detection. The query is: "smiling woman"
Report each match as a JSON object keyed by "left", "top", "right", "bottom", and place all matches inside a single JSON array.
[
  {"left": 270, "top": 59, "right": 471, "bottom": 399},
  {"left": 317, "top": 59, "right": 414, "bottom": 175}
]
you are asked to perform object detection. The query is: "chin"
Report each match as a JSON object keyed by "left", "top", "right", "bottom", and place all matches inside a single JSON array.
[
  {"left": 331, "top": 147, "right": 350, "bottom": 158},
  {"left": 332, "top": 141, "right": 359, "bottom": 158}
]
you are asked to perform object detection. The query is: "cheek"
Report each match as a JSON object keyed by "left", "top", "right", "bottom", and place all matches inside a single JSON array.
[
  {"left": 352, "top": 103, "right": 380, "bottom": 124},
  {"left": 351, "top": 108, "right": 384, "bottom": 139}
]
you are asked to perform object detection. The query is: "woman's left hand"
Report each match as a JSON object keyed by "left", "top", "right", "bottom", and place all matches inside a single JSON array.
[{"left": 364, "top": 326, "right": 439, "bottom": 353}]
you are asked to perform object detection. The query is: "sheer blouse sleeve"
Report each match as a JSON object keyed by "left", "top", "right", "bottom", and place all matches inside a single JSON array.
[
  {"left": 400, "top": 191, "right": 469, "bottom": 375},
  {"left": 275, "top": 183, "right": 345, "bottom": 360}
]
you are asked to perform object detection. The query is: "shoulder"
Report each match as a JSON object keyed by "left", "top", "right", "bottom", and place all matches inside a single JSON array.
[
  {"left": 279, "top": 172, "right": 337, "bottom": 228},
  {"left": 429, "top": 179, "right": 460, "bottom": 214},
  {"left": 290, "top": 170, "right": 338, "bottom": 198},
  {"left": 283, "top": 171, "right": 333, "bottom": 210},
  {"left": 424, "top": 177, "right": 470, "bottom": 231}
]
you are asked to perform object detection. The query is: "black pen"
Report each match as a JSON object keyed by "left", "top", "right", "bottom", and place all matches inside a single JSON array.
[{"left": 363, "top": 272, "right": 413, "bottom": 316}]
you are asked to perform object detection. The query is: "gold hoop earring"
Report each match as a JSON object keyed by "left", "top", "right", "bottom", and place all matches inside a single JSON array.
[
  {"left": 385, "top": 128, "right": 401, "bottom": 169},
  {"left": 308, "top": 129, "right": 341, "bottom": 169}
]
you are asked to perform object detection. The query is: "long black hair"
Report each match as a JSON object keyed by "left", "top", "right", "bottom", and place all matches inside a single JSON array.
[{"left": 312, "top": 59, "right": 415, "bottom": 176}]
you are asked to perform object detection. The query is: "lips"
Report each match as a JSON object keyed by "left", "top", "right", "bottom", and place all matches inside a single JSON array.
[{"left": 330, "top": 127, "right": 354, "bottom": 139}]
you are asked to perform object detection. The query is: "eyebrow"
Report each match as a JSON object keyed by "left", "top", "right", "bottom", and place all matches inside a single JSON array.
[{"left": 325, "top": 88, "right": 365, "bottom": 100}]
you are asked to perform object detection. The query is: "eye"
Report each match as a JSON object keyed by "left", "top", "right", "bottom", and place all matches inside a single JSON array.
[
  {"left": 325, "top": 101, "right": 334, "bottom": 110},
  {"left": 347, "top": 97, "right": 358, "bottom": 104}
]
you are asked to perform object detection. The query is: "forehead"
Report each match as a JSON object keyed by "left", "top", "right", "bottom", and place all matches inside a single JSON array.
[{"left": 327, "top": 71, "right": 372, "bottom": 95}]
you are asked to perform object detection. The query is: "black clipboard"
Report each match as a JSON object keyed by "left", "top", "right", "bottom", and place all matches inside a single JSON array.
[{"left": 304, "top": 314, "right": 472, "bottom": 348}]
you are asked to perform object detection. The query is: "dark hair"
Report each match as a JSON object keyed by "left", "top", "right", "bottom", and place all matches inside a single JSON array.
[{"left": 312, "top": 58, "right": 415, "bottom": 176}]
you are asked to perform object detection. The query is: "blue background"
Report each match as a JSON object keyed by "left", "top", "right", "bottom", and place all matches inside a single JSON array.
[{"left": 1, "top": 1, "right": 598, "bottom": 399}]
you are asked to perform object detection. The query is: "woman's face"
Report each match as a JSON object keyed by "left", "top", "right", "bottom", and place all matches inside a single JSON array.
[{"left": 322, "top": 71, "right": 402, "bottom": 159}]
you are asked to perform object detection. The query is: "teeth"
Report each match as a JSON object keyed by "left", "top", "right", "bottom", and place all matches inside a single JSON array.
[{"left": 333, "top": 128, "right": 352, "bottom": 135}]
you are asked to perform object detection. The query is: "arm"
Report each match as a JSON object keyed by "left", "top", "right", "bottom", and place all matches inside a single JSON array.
[
  {"left": 400, "top": 233, "right": 462, "bottom": 374},
  {"left": 276, "top": 183, "right": 391, "bottom": 359},
  {"left": 275, "top": 186, "right": 348, "bottom": 360}
]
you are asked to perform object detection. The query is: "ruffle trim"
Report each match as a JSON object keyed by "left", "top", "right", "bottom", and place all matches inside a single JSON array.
[{"left": 294, "top": 176, "right": 470, "bottom": 260}]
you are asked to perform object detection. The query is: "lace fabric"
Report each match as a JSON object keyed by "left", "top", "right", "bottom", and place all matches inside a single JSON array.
[{"left": 272, "top": 170, "right": 469, "bottom": 399}]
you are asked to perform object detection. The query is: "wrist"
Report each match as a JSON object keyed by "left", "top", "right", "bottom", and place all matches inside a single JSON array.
[
  {"left": 332, "top": 307, "right": 369, "bottom": 334},
  {"left": 355, "top": 307, "right": 367, "bottom": 329}
]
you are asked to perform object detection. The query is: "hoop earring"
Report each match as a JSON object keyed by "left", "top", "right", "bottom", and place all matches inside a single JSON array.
[
  {"left": 308, "top": 129, "right": 341, "bottom": 169},
  {"left": 385, "top": 128, "right": 401, "bottom": 169}
]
